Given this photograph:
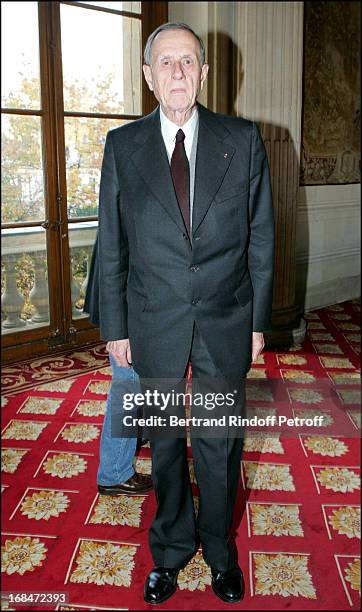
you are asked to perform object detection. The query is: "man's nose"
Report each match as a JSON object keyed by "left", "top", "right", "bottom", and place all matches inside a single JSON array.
[{"left": 172, "top": 61, "right": 185, "bottom": 78}]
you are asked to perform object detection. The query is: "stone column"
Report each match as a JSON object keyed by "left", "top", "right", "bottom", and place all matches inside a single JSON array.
[
  {"left": 70, "top": 249, "right": 82, "bottom": 319},
  {"left": 30, "top": 251, "right": 50, "bottom": 323},
  {"left": 1, "top": 254, "right": 26, "bottom": 329},
  {"left": 81, "top": 246, "right": 93, "bottom": 296}
]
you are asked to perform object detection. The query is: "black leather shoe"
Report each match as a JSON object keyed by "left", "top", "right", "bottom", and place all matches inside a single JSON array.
[
  {"left": 98, "top": 472, "right": 152, "bottom": 496},
  {"left": 144, "top": 567, "right": 179, "bottom": 604},
  {"left": 211, "top": 566, "right": 245, "bottom": 603}
]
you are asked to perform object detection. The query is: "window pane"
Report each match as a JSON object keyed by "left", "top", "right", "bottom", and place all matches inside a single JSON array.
[
  {"left": 1, "top": 227, "right": 50, "bottom": 333},
  {"left": 1, "top": 115, "right": 45, "bottom": 224},
  {"left": 68, "top": 221, "right": 98, "bottom": 318},
  {"left": 61, "top": 4, "right": 142, "bottom": 114},
  {"left": 1, "top": 1, "right": 41, "bottom": 110},
  {"left": 74, "top": 2, "right": 141, "bottom": 13},
  {"left": 65, "top": 117, "right": 130, "bottom": 219}
]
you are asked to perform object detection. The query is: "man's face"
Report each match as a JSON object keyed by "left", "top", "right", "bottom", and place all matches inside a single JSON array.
[{"left": 143, "top": 29, "right": 209, "bottom": 115}]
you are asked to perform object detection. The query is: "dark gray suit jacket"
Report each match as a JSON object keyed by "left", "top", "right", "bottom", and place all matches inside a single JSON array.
[{"left": 84, "top": 103, "right": 275, "bottom": 379}]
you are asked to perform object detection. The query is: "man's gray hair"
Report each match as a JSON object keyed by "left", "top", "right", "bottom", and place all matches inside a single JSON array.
[{"left": 143, "top": 22, "right": 206, "bottom": 66}]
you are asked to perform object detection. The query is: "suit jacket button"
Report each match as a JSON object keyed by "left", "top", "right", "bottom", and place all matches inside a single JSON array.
[{"left": 191, "top": 298, "right": 200, "bottom": 306}]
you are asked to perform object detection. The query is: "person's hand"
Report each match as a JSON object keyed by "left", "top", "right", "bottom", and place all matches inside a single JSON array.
[
  {"left": 106, "top": 339, "right": 132, "bottom": 368},
  {"left": 252, "top": 332, "right": 265, "bottom": 362}
]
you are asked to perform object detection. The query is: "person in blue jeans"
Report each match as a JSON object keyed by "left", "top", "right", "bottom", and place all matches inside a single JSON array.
[{"left": 97, "top": 354, "right": 152, "bottom": 496}]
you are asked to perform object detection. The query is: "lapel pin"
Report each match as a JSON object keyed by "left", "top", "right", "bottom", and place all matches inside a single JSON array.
[{"left": 224, "top": 153, "right": 228, "bottom": 159}]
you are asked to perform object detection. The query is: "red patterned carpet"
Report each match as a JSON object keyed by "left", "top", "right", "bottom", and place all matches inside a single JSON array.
[{"left": 1, "top": 300, "right": 361, "bottom": 611}]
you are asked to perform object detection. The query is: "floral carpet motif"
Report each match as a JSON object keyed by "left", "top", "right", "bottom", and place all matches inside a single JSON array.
[{"left": 1, "top": 300, "right": 360, "bottom": 610}]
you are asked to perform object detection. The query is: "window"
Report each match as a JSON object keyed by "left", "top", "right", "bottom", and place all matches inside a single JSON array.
[{"left": 1, "top": 1, "right": 167, "bottom": 362}]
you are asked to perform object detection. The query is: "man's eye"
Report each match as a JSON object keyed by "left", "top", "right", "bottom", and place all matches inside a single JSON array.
[
  {"left": 183, "top": 59, "right": 192, "bottom": 65},
  {"left": 162, "top": 60, "right": 170, "bottom": 66}
]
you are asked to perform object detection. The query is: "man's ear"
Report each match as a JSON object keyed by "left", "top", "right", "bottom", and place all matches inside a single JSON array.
[
  {"left": 143, "top": 65, "right": 154, "bottom": 91},
  {"left": 200, "top": 63, "right": 209, "bottom": 90}
]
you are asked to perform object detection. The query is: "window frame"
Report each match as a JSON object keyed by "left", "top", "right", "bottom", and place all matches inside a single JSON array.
[{"left": 1, "top": 0, "right": 168, "bottom": 363}]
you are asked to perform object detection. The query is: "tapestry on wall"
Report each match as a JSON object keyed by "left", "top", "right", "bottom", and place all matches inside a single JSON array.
[{"left": 300, "top": 1, "right": 360, "bottom": 185}]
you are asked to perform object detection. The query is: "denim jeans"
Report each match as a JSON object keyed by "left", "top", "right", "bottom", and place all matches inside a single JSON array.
[{"left": 97, "top": 354, "right": 141, "bottom": 486}]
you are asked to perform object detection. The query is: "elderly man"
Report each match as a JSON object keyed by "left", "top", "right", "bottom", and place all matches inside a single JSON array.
[{"left": 85, "top": 21, "right": 274, "bottom": 605}]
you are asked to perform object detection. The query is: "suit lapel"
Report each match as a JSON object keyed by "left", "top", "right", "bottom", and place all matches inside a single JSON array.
[
  {"left": 192, "top": 104, "right": 235, "bottom": 236},
  {"left": 130, "top": 104, "right": 236, "bottom": 238},
  {"left": 131, "top": 108, "right": 187, "bottom": 235}
]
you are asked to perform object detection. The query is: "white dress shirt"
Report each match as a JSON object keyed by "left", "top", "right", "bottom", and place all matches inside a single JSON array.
[
  {"left": 160, "top": 106, "right": 199, "bottom": 163},
  {"left": 160, "top": 107, "right": 199, "bottom": 233}
]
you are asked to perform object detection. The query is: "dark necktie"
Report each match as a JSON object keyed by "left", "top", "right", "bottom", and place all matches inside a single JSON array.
[{"left": 170, "top": 129, "right": 190, "bottom": 234}]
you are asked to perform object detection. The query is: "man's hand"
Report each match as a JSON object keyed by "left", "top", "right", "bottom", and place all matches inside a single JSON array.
[
  {"left": 252, "top": 332, "right": 265, "bottom": 362},
  {"left": 106, "top": 339, "right": 132, "bottom": 368}
]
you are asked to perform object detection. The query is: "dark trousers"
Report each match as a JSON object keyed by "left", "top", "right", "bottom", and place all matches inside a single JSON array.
[{"left": 148, "top": 323, "right": 244, "bottom": 570}]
